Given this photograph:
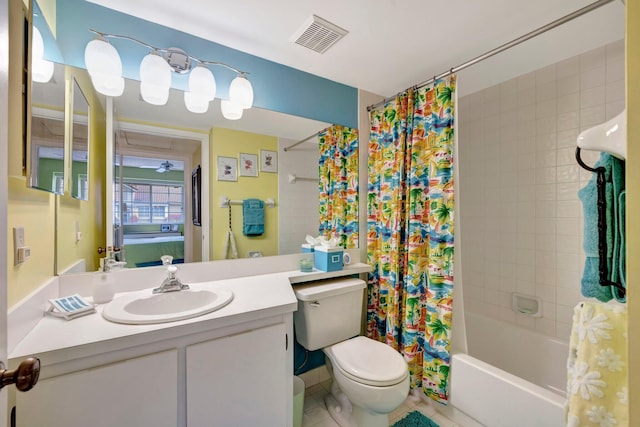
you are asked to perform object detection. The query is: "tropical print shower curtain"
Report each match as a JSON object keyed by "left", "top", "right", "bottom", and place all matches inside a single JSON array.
[
  {"left": 318, "top": 125, "right": 359, "bottom": 248},
  {"left": 367, "top": 77, "right": 456, "bottom": 404}
]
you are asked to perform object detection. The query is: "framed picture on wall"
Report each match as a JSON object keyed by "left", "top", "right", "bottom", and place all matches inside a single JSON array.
[
  {"left": 260, "top": 150, "right": 278, "bottom": 173},
  {"left": 239, "top": 153, "right": 258, "bottom": 177},
  {"left": 217, "top": 156, "right": 237, "bottom": 181}
]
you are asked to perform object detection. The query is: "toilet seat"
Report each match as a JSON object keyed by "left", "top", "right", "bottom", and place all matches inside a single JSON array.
[{"left": 326, "top": 336, "right": 408, "bottom": 387}]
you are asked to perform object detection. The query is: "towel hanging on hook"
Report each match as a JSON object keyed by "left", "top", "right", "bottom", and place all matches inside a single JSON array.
[{"left": 575, "top": 148, "right": 625, "bottom": 300}]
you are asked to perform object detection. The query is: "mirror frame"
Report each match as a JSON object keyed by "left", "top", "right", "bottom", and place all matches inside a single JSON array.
[{"left": 70, "top": 76, "right": 90, "bottom": 200}]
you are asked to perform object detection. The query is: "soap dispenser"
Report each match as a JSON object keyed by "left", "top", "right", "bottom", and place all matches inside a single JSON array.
[
  {"left": 93, "top": 272, "right": 115, "bottom": 304},
  {"left": 93, "top": 246, "right": 116, "bottom": 304}
]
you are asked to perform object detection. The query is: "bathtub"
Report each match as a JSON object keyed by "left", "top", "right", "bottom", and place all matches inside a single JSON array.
[{"left": 449, "top": 312, "right": 568, "bottom": 427}]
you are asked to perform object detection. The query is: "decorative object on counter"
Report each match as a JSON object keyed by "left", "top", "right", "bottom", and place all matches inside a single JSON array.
[
  {"left": 46, "top": 294, "right": 96, "bottom": 320},
  {"left": 311, "top": 234, "right": 344, "bottom": 272},
  {"left": 217, "top": 156, "right": 238, "bottom": 181},
  {"left": 242, "top": 199, "right": 265, "bottom": 236},
  {"left": 299, "top": 256, "right": 313, "bottom": 273},
  {"left": 260, "top": 150, "right": 278, "bottom": 173},
  {"left": 302, "top": 234, "right": 319, "bottom": 253},
  {"left": 239, "top": 153, "right": 258, "bottom": 177},
  {"left": 342, "top": 252, "right": 352, "bottom": 265},
  {"left": 314, "top": 246, "right": 343, "bottom": 272}
]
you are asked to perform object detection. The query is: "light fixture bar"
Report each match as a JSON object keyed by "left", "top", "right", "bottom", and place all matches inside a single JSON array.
[{"left": 88, "top": 29, "right": 250, "bottom": 76}]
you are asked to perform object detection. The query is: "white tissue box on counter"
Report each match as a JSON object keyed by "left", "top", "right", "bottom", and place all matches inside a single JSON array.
[{"left": 314, "top": 246, "right": 343, "bottom": 272}]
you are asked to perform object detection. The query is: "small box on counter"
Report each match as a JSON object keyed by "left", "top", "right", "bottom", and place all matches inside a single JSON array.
[
  {"left": 314, "top": 246, "right": 343, "bottom": 272},
  {"left": 301, "top": 244, "right": 315, "bottom": 253}
]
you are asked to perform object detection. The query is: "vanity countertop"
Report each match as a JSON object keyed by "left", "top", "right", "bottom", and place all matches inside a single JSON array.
[
  {"left": 9, "top": 271, "right": 297, "bottom": 364},
  {"left": 9, "top": 263, "right": 371, "bottom": 366}
]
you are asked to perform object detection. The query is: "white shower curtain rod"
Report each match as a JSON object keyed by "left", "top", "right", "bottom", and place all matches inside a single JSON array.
[
  {"left": 283, "top": 126, "right": 330, "bottom": 152},
  {"left": 366, "top": 0, "right": 618, "bottom": 112}
]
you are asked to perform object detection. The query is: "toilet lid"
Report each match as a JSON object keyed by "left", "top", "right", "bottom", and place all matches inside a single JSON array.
[{"left": 328, "top": 336, "right": 408, "bottom": 387}]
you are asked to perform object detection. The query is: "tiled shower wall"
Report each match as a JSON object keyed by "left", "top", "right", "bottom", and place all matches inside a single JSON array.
[
  {"left": 277, "top": 139, "right": 319, "bottom": 255},
  {"left": 457, "top": 40, "right": 625, "bottom": 341}
]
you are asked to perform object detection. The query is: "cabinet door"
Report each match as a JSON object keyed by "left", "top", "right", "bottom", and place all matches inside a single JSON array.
[
  {"left": 186, "top": 323, "right": 287, "bottom": 427},
  {"left": 17, "top": 350, "right": 178, "bottom": 427}
]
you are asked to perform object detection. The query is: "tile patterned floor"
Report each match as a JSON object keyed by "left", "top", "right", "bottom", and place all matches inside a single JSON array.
[{"left": 302, "top": 380, "right": 459, "bottom": 427}]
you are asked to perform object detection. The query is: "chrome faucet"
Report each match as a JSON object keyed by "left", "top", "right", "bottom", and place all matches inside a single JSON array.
[
  {"left": 101, "top": 247, "right": 126, "bottom": 272},
  {"left": 153, "top": 265, "right": 190, "bottom": 294}
]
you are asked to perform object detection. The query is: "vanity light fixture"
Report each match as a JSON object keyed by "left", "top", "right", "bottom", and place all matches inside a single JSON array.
[
  {"left": 84, "top": 30, "right": 254, "bottom": 116},
  {"left": 32, "top": 26, "right": 54, "bottom": 83},
  {"left": 220, "top": 99, "right": 243, "bottom": 120}
]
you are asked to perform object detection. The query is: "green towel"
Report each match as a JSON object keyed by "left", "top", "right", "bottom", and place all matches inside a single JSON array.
[
  {"left": 578, "top": 153, "right": 625, "bottom": 302},
  {"left": 616, "top": 190, "right": 626, "bottom": 302},
  {"left": 609, "top": 155, "right": 625, "bottom": 302},
  {"left": 242, "top": 199, "right": 265, "bottom": 236}
]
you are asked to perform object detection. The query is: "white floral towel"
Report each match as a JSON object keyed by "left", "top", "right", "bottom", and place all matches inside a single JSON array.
[{"left": 566, "top": 301, "right": 627, "bottom": 427}]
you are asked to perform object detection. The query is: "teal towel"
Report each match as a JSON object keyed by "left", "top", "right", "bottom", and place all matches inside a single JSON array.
[
  {"left": 242, "top": 199, "right": 264, "bottom": 236},
  {"left": 616, "top": 190, "right": 626, "bottom": 302},
  {"left": 578, "top": 153, "right": 625, "bottom": 302}
]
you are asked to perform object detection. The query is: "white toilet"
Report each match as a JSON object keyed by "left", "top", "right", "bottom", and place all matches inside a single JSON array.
[{"left": 293, "top": 277, "right": 409, "bottom": 427}]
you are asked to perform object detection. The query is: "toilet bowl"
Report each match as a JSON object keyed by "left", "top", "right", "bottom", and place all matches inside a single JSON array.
[
  {"left": 292, "top": 278, "right": 409, "bottom": 427},
  {"left": 323, "top": 336, "right": 409, "bottom": 427}
]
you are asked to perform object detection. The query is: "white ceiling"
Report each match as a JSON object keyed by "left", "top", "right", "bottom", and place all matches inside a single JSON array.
[{"left": 88, "top": 0, "right": 625, "bottom": 98}]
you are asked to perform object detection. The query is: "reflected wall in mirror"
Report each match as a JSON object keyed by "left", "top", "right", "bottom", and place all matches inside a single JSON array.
[
  {"left": 29, "top": 62, "right": 65, "bottom": 195},
  {"left": 71, "top": 78, "right": 90, "bottom": 200}
]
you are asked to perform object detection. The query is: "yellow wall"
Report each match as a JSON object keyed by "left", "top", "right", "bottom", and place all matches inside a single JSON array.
[
  {"left": 7, "top": 0, "right": 105, "bottom": 305},
  {"left": 626, "top": 0, "right": 638, "bottom": 423},
  {"left": 210, "top": 127, "right": 278, "bottom": 260},
  {"left": 55, "top": 66, "right": 106, "bottom": 274},
  {"left": 7, "top": 0, "right": 56, "bottom": 307}
]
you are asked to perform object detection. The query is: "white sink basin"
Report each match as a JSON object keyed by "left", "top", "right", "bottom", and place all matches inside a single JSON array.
[{"left": 102, "top": 283, "right": 233, "bottom": 325}]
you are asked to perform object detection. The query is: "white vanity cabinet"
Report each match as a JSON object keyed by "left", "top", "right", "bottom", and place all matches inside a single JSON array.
[
  {"left": 16, "top": 350, "right": 179, "bottom": 427},
  {"left": 186, "top": 323, "right": 288, "bottom": 426},
  {"left": 14, "top": 317, "right": 293, "bottom": 427}
]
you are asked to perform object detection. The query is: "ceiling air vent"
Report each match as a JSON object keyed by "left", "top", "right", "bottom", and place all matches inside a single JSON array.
[{"left": 291, "top": 15, "right": 348, "bottom": 54}]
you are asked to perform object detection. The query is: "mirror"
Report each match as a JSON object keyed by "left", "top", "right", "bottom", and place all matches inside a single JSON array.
[
  {"left": 47, "top": 4, "right": 359, "bottom": 273},
  {"left": 104, "top": 77, "right": 350, "bottom": 268},
  {"left": 29, "top": 63, "right": 65, "bottom": 195},
  {"left": 70, "top": 78, "right": 90, "bottom": 200}
]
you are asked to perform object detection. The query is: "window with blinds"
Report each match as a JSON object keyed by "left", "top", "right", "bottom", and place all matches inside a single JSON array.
[{"left": 115, "top": 181, "right": 184, "bottom": 225}]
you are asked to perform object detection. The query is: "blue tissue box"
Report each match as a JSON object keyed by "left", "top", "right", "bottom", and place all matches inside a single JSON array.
[
  {"left": 314, "top": 247, "right": 343, "bottom": 272},
  {"left": 301, "top": 244, "right": 315, "bottom": 253}
]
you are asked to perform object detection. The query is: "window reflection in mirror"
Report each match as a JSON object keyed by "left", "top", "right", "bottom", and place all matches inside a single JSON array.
[
  {"left": 29, "top": 62, "right": 65, "bottom": 195},
  {"left": 71, "top": 77, "right": 90, "bottom": 200}
]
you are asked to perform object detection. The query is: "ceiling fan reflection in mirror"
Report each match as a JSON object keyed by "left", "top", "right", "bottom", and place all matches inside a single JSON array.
[{"left": 139, "top": 160, "right": 174, "bottom": 173}]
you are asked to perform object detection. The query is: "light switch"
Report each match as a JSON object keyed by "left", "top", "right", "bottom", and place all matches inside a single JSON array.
[{"left": 13, "top": 227, "right": 29, "bottom": 265}]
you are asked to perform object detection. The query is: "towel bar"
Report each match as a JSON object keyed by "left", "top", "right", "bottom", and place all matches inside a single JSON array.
[{"left": 219, "top": 196, "right": 276, "bottom": 208}]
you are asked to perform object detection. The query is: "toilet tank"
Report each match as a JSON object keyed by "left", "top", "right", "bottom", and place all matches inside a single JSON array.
[{"left": 293, "top": 277, "right": 366, "bottom": 351}]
